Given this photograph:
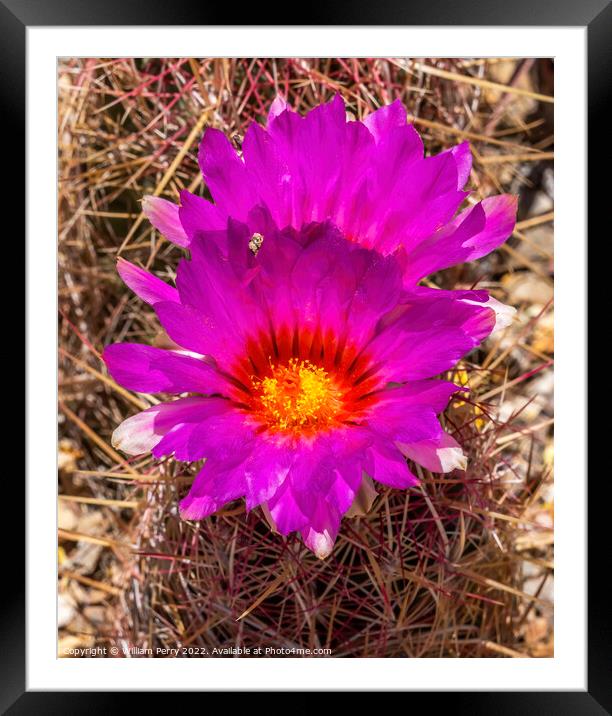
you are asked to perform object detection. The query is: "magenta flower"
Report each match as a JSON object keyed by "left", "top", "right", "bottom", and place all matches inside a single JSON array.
[
  {"left": 105, "top": 217, "right": 496, "bottom": 557},
  {"left": 143, "top": 94, "right": 516, "bottom": 326}
]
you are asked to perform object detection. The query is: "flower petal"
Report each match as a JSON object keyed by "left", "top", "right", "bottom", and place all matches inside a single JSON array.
[
  {"left": 103, "top": 343, "right": 223, "bottom": 395},
  {"left": 142, "top": 196, "right": 189, "bottom": 248},
  {"left": 366, "top": 293, "right": 495, "bottom": 382},
  {"left": 301, "top": 501, "right": 341, "bottom": 559},
  {"left": 267, "top": 479, "right": 310, "bottom": 534},
  {"left": 152, "top": 398, "right": 254, "bottom": 462},
  {"left": 267, "top": 94, "right": 289, "bottom": 123},
  {"left": 404, "top": 194, "right": 518, "bottom": 284},
  {"left": 399, "top": 432, "right": 467, "bottom": 473},
  {"left": 177, "top": 189, "right": 227, "bottom": 240},
  {"left": 117, "top": 257, "right": 178, "bottom": 306},
  {"left": 154, "top": 296, "right": 250, "bottom": 369},
  {"left": 199, "top": 128, "right": 258, "bottom": 220},
  {"left": 111, "top": 397, "right": 215, "bottom": 456},
  {"left": 111, "top": 408, "right": 161, "bottom": 456},
  {"left": 362, "top": 98, "right": 407, "bottom": 142},
  {"left": 365, "top": 438, "right": 419, "bottom": 489},
  {"left": 461, "top": 293, "right": 516, "bottom": 333},
  {"left": 242, "top": 440, "right": 292, "bottom": 510},
  {"left": 443, "top": 141, "right": 472, "bottom": 189},
  {"left": 179, "top": 460, "right": 245, "bottom": 520},
  {"left": 463, "top": 195, "right": 518, "bottom": 260},
  {"left": 178, "top": 412, "right": 259, "bottom": 519},
  {"left": 365, "top": 394, "right": 442, "bottom": 445}
]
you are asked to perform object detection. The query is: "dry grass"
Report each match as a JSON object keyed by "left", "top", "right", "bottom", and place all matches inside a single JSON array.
[{"left": 58, "top": 58, "right": 554, "bottom": 658}]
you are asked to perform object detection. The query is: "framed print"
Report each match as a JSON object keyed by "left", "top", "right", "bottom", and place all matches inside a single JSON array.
[{"left": 2, "top": 0, "right": 605, "bottom": 709}]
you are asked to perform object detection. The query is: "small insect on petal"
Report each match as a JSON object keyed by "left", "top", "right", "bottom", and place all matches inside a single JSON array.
[{"left": 248, "top": 232, "right": 264, "bottom": 255}]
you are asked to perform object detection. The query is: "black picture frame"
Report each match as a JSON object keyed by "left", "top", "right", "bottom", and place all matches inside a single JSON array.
[{"left": 4, "top": 0, "right": 604, "bottom": 710}]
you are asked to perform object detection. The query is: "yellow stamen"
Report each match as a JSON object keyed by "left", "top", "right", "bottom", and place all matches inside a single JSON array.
[{"left": 254, "top": 358, "right": 341, "bottom": 433}]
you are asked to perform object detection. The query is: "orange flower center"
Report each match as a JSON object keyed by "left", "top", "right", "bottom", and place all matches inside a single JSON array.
[
  {"left": 224, "top": 327, "right": 384, "bottom": 438},
  {"left": 252, "top": 358, "right": 342, "bottom": 433}
]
